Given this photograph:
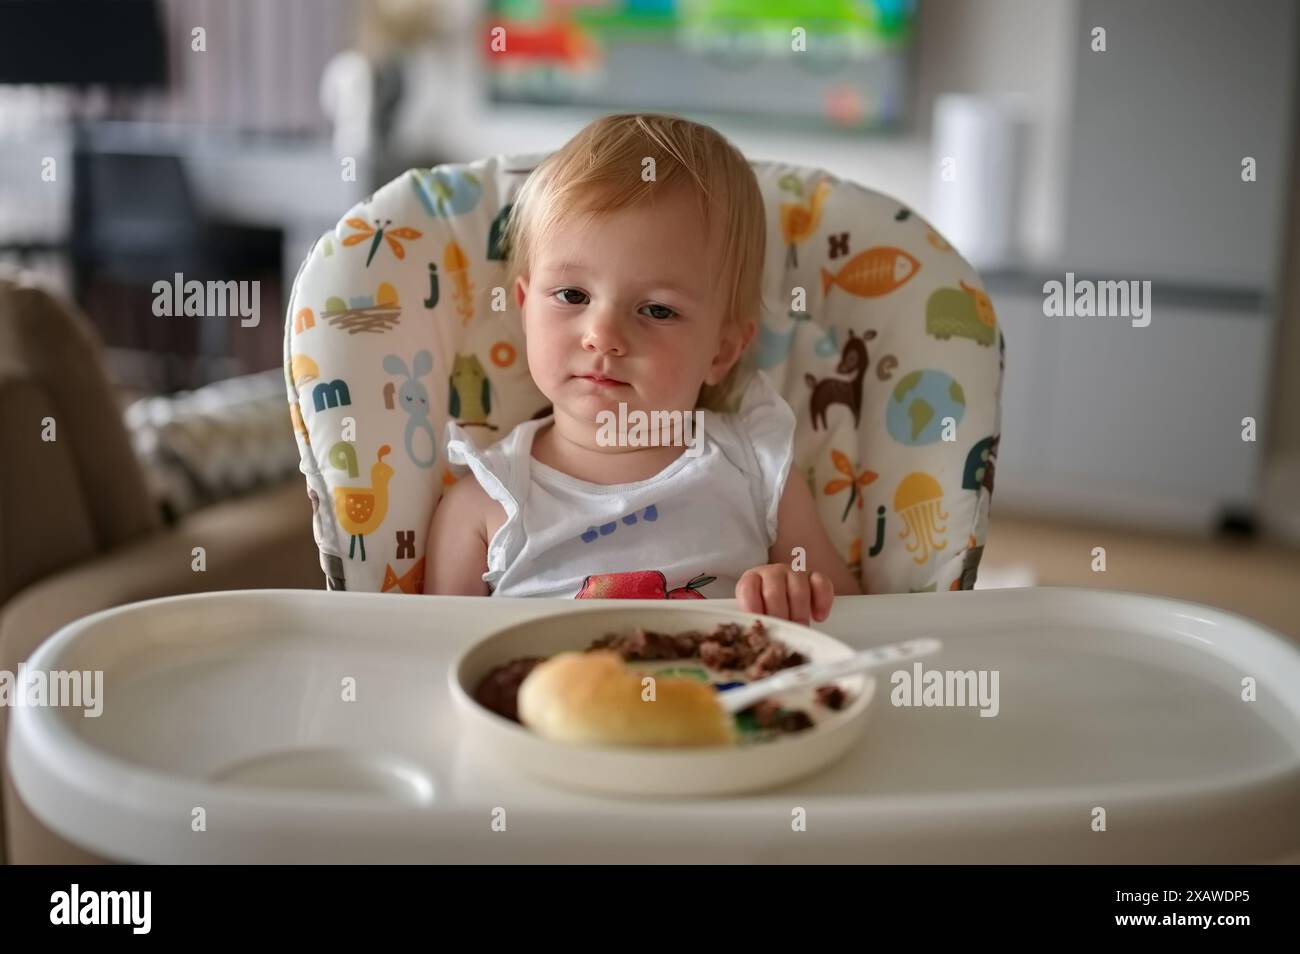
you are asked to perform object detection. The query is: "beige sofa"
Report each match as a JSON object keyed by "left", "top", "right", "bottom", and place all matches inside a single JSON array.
[{"left": 0, "top": 278, "right": 323, "bottom": 862}]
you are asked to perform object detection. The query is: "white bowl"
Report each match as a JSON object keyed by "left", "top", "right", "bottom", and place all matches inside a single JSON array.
[{"left": 449, "top": 603, "right": 876, "bottom": 797}]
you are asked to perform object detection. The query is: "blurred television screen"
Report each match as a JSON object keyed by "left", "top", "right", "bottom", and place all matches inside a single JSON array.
[{"left": 485, "top": 0, "right": 916, "bottom": 131}]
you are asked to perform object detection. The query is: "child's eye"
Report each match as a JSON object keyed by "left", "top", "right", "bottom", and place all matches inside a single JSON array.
[
  {"left": 639, "top": 303, "right": 677, "bottom": 321},
  {"left": 554, "top": 288, "right": 588, "bottom": 305}
]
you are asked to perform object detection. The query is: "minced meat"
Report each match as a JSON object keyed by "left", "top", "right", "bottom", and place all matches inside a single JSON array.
[
  {"left": 587, "top": 620, "right": 804, "bottom": 680},
  {"left": 814, "top": 685, "right": 848, "bottom": 710},
  {"left": 473, "top": 656, "right": 545, "bottom": 723},
  {"left": 737, "top": 698, "right": 815, "bottom": 735}
]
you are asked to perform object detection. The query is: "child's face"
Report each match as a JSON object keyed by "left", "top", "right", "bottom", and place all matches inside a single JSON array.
[{"left": 516, "top": 185, "right": 752, "bottom": 428}]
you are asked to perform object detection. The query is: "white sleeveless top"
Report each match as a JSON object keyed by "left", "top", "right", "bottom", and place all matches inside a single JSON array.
[{"left": 443, "top": 370, "right": 796, "bottom": 599}]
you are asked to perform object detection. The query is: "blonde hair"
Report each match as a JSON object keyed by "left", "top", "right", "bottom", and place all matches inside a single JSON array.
[{"left": 502, "top": 113, "right": 766, "bottom": 412}]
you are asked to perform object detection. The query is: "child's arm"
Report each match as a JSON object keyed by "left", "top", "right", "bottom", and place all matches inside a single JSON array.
[
  {"left": 737, "top": 473, "right": 864, "bottom": 621},
  {"left": 770, "top": 472, "right": 863, "bottom": 596},
  {"left": 423, "top": 475, "right": 492, "bottom": 596}
]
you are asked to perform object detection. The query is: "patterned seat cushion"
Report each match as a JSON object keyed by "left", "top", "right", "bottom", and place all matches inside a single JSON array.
[{"left": 284, "top": 154, "right": 1003, "bottom": 595}]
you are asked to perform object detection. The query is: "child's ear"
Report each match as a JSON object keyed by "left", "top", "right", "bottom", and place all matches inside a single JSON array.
[
  {"left": 735, "top": 318, "right": 756, "bottom": 356},
  {"left": 515, "top": 275, "right": 528, "bottom": 309},
  {"left": 707, "top": 319, "right": 755, "bottom": 384}
]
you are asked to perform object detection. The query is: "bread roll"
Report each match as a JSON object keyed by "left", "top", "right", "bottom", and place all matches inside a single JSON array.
[{"left": 517, "top": 651, "right": 735, "bottom": 747}]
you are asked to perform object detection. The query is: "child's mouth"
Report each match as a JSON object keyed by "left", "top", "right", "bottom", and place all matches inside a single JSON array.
[{"left": 575, "top": 374, "right": 628, "bottom": 388}]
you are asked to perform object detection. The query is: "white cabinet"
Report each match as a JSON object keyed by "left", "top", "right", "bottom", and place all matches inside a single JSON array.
[
  {"left": 1044, "top": 300, "right": 1269, "bottom": 501},
  {"left": 990, "top": 285, "right": 1272, "bottom": 530},
  {"left": 996, "top": 0, "right": 1296, "bottom": 531}
]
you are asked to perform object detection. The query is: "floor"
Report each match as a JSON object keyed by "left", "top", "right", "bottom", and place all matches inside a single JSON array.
[{"left": 978, "top": 510, "right": 1300, "bottom": 643}]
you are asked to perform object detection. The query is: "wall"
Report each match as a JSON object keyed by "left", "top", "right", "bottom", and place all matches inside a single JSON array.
[{"left": 395, "top": 0, "right": 1079, "bottom": 267}]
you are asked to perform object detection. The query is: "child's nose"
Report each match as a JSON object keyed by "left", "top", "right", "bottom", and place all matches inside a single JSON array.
[{"left": 581, "top": 305, "right": 628, "bottom": 355}]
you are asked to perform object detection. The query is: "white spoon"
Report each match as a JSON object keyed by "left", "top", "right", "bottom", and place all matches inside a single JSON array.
[{"left": 716, "top": 637, "right": 942, "bottom": 714}]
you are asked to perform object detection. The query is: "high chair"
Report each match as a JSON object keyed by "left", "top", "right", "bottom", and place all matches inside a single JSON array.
[
  {"left": 17, "top": 160, "right": 1300, "bottom": 866},
  {"left": 282, "top": 153, "right": 1004, "bottom": 596}
]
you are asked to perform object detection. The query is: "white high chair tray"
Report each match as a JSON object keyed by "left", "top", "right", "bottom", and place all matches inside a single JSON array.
[{"left": 9, "top": 587, "right": 1300, "bottom": 863}]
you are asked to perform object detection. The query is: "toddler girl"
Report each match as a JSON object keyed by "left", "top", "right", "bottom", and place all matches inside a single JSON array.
[{"left": 424, "top": 113, "right": 861, "bottom": 622}]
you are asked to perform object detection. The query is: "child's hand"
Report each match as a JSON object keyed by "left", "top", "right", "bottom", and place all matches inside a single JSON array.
[{"left": 735, "top": 564, "right": 833, "bottom": 624}]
